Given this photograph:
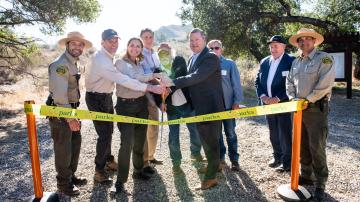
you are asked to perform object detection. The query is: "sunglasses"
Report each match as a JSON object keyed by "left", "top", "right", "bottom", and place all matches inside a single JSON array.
[{"left": 210, "top": 47, "right": 221, "bottom": 50}]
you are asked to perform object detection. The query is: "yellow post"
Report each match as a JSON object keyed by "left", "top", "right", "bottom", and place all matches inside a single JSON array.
[
  {"left": 290, "top": 110, "right": 302, "bottom": 191},
  {"left": 24, "top": 100, "right": 43, "bottom": 199}
]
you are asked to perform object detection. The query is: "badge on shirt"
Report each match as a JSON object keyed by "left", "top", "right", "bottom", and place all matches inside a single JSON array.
[
  {"left": 221, "top": 70, "right": 227, "bottom": 76},
  {"left": 282, "top": 71, "right": 289, "bottom": 77},
  {"left": 55, "top": 65, "right": 67, "bottom": 76},
  {"left": 321, "top": 57, "right": 333, "bottom": 64}
]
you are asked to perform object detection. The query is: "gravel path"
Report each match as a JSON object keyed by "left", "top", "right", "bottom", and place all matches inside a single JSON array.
[{"left": 0, "top": 87, "right": 359, "bottom": 201}]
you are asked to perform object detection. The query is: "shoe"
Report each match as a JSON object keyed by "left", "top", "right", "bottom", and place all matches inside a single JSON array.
[
  {"left": 274, "top": 164, "right": 290, "bottom": 173},
  {"left": 94, "top": 170, "right": 112, "bottom": 184},
  {"left": 231, "top": 161, "right": 240, "bottom": 171},
  {"left": 219, "top": 161, "right": 226, "bottom": 171},
  {"left": 143, "top": 166, "right": 155, "bottom": 175},
  {"left": 313, "top": 187, "right": 325, "bottom": 202},
  {"left": 132, "top": 172, "right": 150, "bottom": 180},
  {"left": 110, "top": 183, "right": 124, "bottom": 194},
  {"left": 172, "top": 165, "right": 183, "bottom": 174},
  {"left": 195, "top": 179, "right": 218, "bottom": 190},
  {"left": 149, "top": 158, "right": 163, "bottom": 165},
  {"left": 58, "top": 184, "right": 80, "bottom": 196},
  {"left": 197, "top": 165, "right": 223, "bottom": 174},
  {"left": 191, "top": 155, "right": 207, "bottom": 162},
  {"left": 72, "top": 176, "right": 87, "bottom": 186},
  {"left": 105, "top": 160, "right": 118, "bottom": 171},
  {"left": 298, "top": 175, "right": 314, "bottom": 185},
  {"left": 268, "top": 158, "right": 281, "bottom": 168}
]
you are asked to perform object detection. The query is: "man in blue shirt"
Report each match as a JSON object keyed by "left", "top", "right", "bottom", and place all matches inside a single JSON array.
[
  {"left": 140, "top": 28, "right": 163, "bottom": 175},
  {"left": 207, "top": 39, "right": 243, "bottom": 171}
]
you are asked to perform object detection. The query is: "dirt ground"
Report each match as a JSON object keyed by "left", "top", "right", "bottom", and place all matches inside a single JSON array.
[{"left": 0, "top": 71, "right": 359, "bottom": 201}]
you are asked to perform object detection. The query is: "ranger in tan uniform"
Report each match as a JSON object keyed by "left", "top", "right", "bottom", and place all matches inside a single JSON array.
[
  {"left": 48, "top": 31, "right": 92, "bottom": 196},
  {"left": 287, "top": 28, "right": 335, "bottom": 202}
]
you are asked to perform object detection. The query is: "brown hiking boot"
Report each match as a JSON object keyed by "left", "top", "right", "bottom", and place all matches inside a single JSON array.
[
  {"left": 94, "top": 170, "right": 112, "bottom": 183},
  {"left": 105, "top": 160, "right": 118, "bottom": 171},
  {"left": 194, "top": 178, "right": 218, "bottom": 190}
]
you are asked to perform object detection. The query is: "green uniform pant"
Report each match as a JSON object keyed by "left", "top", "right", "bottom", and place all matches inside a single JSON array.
[
  {"left": 49, "top": 118, "right": 81, "bottom": 189},
  {"left": 300, "top": 105, "right": 329, "bottom": 189}
]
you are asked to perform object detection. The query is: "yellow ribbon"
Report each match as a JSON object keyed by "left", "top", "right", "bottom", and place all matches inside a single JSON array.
[{"left": 24, "top": 100, "right": 305, "bottom": 125}]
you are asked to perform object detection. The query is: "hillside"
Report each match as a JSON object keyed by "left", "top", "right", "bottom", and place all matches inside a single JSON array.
[{"left": 155, "top": 24, "right": 193, "bottom": 43}]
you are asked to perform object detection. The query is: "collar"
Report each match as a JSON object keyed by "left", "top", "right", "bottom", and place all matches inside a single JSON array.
[
  {"left": 101, "top": 47, "right": 115, "bottom": 59},
  {"left": 143, "top": 47, "right": 153, "bottom": 55},
  {"left": 65, "top": 51, "right": 79, "bottom": 65},
  {"left": 300, "top": 48, "right": 316, "bottom": 60},
  {"left": 270, "top": 52, "right": 284, "bottom": 62}
]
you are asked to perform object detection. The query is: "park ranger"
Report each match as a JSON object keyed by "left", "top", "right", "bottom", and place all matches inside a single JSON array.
[
  {"left": 47, "top": 31, "right": 92, "bottom": 196},
  {"left": 287, "top": 28, "right": 335, "bottom": 202}
]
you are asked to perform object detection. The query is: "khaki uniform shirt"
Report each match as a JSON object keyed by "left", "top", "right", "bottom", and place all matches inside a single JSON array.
[
  {"left": 114, "top": 59, "right": 152, "bottom": 99},
  {"left": 286, "top": 49, "right": 335, "bottom": 103},
  {"left": 49, "top": 51, "right": 80, "bottom": 108},
  {"left": 85, "top": 48, "right": 147, "bottom": 94}
]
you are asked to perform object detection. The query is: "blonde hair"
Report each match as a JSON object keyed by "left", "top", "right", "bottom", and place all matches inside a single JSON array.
[{"left": 207, "top": 39, "right": 223, "bottom": 48}]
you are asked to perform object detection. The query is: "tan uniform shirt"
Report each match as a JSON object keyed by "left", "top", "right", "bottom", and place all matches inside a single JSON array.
[
  {"left": 49, "top": 51, "right": 80, "bottom": 108},
  {"left": 85, "top": 48, "right": 147, "bottom": 94},
  {"left": 114, "top": 59, "right": 153, "bottom": 98},
  {"left": 286, "top": 49, "right": 335, "bottom": 103}
]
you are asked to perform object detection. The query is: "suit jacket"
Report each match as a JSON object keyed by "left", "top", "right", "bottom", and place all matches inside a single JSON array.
[
  {"left": 172, "top": 47, "right": 225, "bottom": 116},
  {"left": 255, "top": 53, "right": 295, "bottom": 103}
]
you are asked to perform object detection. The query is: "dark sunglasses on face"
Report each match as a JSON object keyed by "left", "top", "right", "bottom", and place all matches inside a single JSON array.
[{"left": 210, "top": 47, "right": 221, "bottom": 50}]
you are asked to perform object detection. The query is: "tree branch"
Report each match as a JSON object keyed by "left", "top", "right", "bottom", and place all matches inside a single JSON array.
[
  {"left": 260, "top": 12, "right": 339, "bottom": 31},
  {"left": 277, "top": 0, "right": 292, "bottom": 16}
]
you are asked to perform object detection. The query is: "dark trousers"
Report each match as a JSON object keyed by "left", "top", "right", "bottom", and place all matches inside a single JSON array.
[
  {"left": 266, "top": 112, "right": 292, "bottom": 167},
  {"left": 115, "top": 96, "right": 148, "bottom": 185},
  {"left": 196, "top": 121, "right": 222, "bottom": 180},
  {"left": 301, "top": 106, "right": 329, "bottom": 189},
  {"left": 85, "top": 92, "right": 114, "bottom": 171},
  {"left": 219, "top": 118, "right": 239, "bottom": 162},
  {"left": 50, "top": 118, "right": 81, "bottom": 189}
]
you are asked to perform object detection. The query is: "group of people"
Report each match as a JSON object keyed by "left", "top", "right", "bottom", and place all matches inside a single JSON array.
[{"left": 47, "top": 26, "right": 335, "bottom": 201}]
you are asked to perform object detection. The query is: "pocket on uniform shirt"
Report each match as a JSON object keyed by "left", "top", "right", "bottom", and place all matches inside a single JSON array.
[{"left": 305, "top": 64, "right": 319, "bottom": 73}]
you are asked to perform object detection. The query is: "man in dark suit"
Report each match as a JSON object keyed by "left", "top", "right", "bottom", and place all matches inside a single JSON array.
[
  {"left": 165, "top": 28, "right": 225, "bottom": 189},
  {"left": 255, "top": 35, "right": 295, "bottom": 172}
]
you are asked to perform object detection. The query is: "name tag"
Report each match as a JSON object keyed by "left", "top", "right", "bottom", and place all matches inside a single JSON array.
[
  {"left": 282, "top": 71, "right": 289, "bottom": 77},
  {"left": 221, "top": 70, "right": 227, "bottom": 76}
]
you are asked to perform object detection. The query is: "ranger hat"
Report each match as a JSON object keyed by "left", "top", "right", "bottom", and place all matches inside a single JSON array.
[
  {"left": 289, "top": 28, "right": 324, "bottom": 47},
  {"left": 58, "top": 31, "right": 92, "bottom": 49}
]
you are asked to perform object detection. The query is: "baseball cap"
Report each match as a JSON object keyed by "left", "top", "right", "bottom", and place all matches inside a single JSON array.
[
  {"left": 267, "top": 35, "right": 287, "bottom": 44},
  {"left": 102, "top": 29, "right": 120, "bottom": 40}
]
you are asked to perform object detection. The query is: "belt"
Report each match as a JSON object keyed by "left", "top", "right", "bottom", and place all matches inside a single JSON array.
[
  {"left": 308, "top": 97, "right": 328, "bottom": 108},
  {"left": 86, "top": 91, "right": 112, "bottom": 96},
  {"left": 70, "top": 102, "right": 79, "bottom": 109},
  {"left": 118, "top": 96, "right": 145, "bottom": 102}
]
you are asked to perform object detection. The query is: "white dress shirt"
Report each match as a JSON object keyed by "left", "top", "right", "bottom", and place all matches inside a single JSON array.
[{"left": 266, "top": 53, "right": 284, "bottom": 97}]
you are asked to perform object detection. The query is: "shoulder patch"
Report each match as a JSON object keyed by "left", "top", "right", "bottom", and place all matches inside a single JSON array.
[
  {"left": 55, "top": 65, "right": 68, "bottom": 76},
  {"left": 321, "top": 57, "right": 333, "bottom": 65}
]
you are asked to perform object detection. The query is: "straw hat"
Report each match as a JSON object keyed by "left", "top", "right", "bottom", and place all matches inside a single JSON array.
[
  {"left": 289, "top": 28, "right": 324, "bottom": 47},
  {"left": 58, "top": 31, "right": 92, "bottom": 49}
]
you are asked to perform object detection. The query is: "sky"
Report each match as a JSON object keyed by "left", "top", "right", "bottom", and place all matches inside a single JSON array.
[{"left": 16, "top": 0, "right": 184, "bottom": 50}]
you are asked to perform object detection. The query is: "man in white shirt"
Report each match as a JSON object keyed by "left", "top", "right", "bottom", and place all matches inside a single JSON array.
[
  {"left": 255, "top": 35, "right": 295, "bottom": 172},
  {"left": 85, "top": 29, "right": 164, "bottom": 183}
]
